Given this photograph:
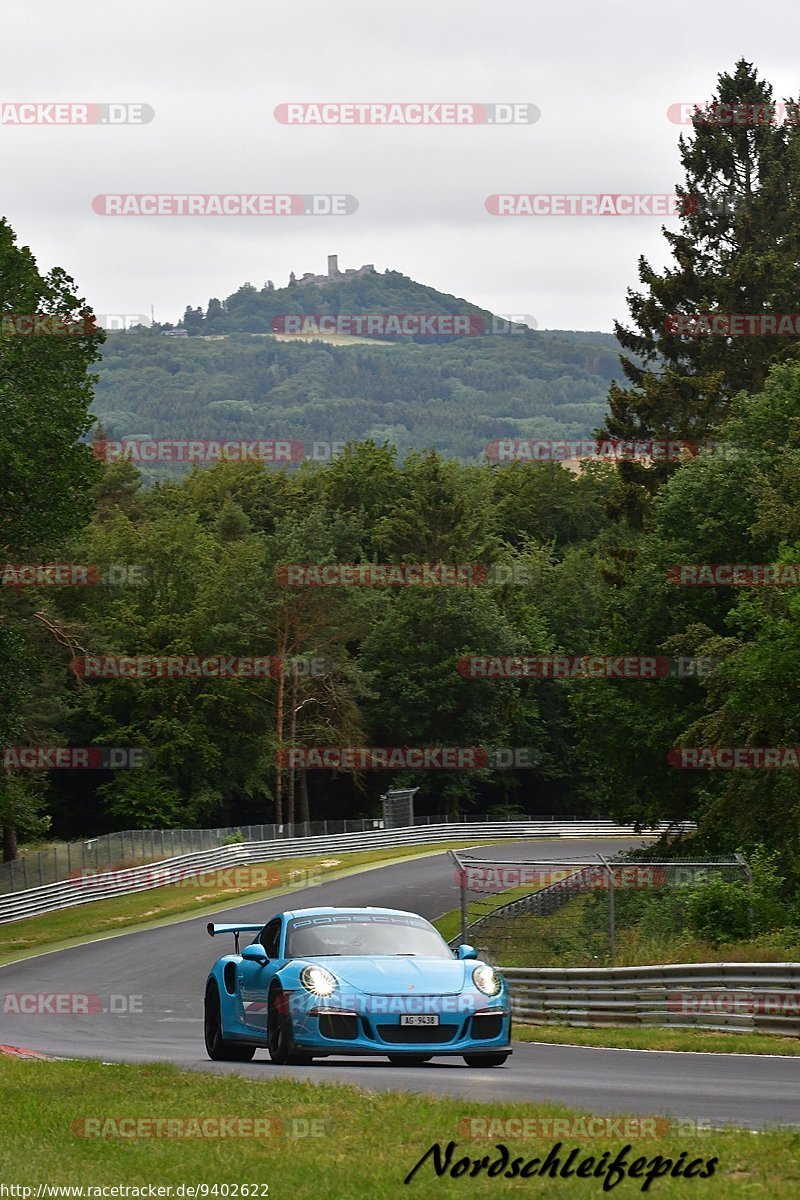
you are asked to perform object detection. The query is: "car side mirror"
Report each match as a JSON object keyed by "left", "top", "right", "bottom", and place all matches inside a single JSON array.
[
  {"left": 241, "top": 944, "right": 269, "bottom": 964},
  {"left": 455, "top": 944, "right": 478, "bottom": 960}
]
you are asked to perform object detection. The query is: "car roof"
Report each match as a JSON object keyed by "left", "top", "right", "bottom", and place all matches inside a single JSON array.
[{"left": 281, "top": 905, "right": 423, "bottom": 920}]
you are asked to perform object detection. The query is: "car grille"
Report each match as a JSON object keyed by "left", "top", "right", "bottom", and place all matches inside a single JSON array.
[
  {"left": 319, "top": 1014, "right": 359, "bottom": 1040},
  {"left": 471, "top": 1014, "right": 504, "bottom": 1040},
  {"left": 376, "top": 1024, "right": 457, "bottom": 1044}
]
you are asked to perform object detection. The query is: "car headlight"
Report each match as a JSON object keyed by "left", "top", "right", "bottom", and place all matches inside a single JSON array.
[
  {"left": 472, "top": 965, "right": 502, "bottom": 997},
  {"left": 300, "top": 965, "right": 337, "bottom": 997}
]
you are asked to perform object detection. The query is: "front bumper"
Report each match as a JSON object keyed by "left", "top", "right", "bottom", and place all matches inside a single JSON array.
[{"left": 290, "top": 993, "right": 511, "bottom": 1056}]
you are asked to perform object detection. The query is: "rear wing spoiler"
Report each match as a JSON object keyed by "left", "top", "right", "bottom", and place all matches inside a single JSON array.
[{"left": 207, "top": 923, "right": 263, "bottom": 953}]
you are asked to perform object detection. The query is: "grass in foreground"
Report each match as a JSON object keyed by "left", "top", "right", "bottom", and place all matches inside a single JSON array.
[
  {"left": 514, "top": 1023, "right": 800, "bottom": 1056},
  {"left": 0, "top": 1056, "right": 797, "bottom": 1198},
  {"left": 0, "top": 840, "right": 521, "bottom": 967}
]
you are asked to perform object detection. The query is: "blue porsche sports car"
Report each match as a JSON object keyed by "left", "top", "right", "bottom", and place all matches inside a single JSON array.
[{"left": 204, "top": 905, "right": 511, "bottom": 1066}]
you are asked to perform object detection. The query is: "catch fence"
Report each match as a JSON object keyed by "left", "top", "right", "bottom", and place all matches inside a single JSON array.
[{"left": 449, "top": 850, "right": 748, "bottom": 965}]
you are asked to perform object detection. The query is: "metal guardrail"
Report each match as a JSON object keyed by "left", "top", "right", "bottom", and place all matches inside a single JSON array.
[
  {"left": 0, "top": 820, "right": 677, "bottom": 924},
  {"left": 0, "top": 818, "right": 432, "bottom": 895},
  {"left": 503, "top": 963, "right": 800, "bottom": 1036},
  {"left": 0, "top": 813, "right": 654, "bottom": 895}
]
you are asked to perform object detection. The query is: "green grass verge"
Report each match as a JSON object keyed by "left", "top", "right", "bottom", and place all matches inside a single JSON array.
[
  {"left": 435, "top": 893, "right": 614, "bottom": 966},
  {"left": 434, "top": 886, "right": 534, "bottom": 944},
  {"left": 0, "top": 840, "right": 535, "bottom": 968},
  {"left": 0, "top": 1056, "right": 797, "bottom": 1197},
  {"left": 513, "top": 1024, "right": 800, "bottom": 1056}
]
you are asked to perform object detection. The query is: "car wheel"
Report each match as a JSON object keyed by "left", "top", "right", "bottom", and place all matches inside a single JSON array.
[
  {"left": 204, "top": 981, "right": 255, "bottom": 1062},
  {"left": 463, "top": 1052, "right": 509, "bottom": 1067},
  {"left": 267, "top": 987, "right": 313, "bottom": 1066},
  {"left": 387, "top": 1055, "right": 432, "bottom": 1065}
]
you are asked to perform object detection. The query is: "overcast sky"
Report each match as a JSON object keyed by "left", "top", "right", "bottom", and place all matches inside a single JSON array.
[{"left": 3, "top": 3, "right": 799, "bottom": 332}]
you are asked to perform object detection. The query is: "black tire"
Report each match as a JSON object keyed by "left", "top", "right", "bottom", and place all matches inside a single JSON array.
[
  {"left": 387, "top": 1055, "right": 433, "bottom": 1065},
  {"left": 267, "top": 988, "right": 313, "bottom": 1066},
  {"left": 204, "top": 981, "right": 255, "bottom": 1062},
  {"left": 463, "top": 1052, "right": 509, "bottom": 1067}
]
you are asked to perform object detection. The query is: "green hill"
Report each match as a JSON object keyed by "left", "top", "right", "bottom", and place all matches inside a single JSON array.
[{"left": 91, "top": 267, "right": 624, "bottom": 466}]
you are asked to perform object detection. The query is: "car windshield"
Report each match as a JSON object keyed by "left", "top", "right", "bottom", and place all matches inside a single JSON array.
[{"left": 285, "top": 913, "right": 452, "bottom": 959}]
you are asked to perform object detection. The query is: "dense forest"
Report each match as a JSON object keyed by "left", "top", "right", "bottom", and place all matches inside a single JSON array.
[
  {"left": 92, "top": 324, "right": 621, "bottom": 467},
  {"left": 3, "top": 60, "right": 800, "bottom": 890}
]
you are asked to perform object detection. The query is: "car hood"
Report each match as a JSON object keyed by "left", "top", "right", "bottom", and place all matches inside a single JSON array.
[{"left": 312, "top": 956, "right": 469, "bottom": 996}]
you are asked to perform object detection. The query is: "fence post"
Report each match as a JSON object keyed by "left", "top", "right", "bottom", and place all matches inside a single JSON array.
[
  {"left": 598, "top": 854, "right": 615, "bottom": 962},
  {"left": 735, "top": 852, "right": 754, "bottom": 936},
  {"left": 449, "top": 851, "right": 468, "bottom": 946},
  {"left": 460, "top": 870, "right": 468, "bottom": 945}
]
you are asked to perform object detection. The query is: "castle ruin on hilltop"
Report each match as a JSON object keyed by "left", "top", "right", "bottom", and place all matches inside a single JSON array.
[{"left": 289, "top": 255, "right": 378, "bottom": 286}]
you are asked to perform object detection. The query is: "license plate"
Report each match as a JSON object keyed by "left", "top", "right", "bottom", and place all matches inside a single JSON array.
[{"left": 400, "top": 1014, "right": 439, "bottom": 1026}]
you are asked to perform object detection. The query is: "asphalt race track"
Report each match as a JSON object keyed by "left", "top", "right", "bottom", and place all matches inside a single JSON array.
[{"left": 2, "top": 837, "right": 799, "bottom": 1129}]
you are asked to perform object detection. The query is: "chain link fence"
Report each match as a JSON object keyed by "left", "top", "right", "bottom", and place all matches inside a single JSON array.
[
  {"left": 449, "top": 850, "right": 750, "bottom": 967},
  {"left": 0, "top": 812, "right": 593, "bottom": 895},
  {"left": 0, "top": 816, "right": 420, "bottom": 895}
]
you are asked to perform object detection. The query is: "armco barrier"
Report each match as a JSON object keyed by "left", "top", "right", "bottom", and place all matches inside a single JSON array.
[
  {"left": 502, "top": 963, "right": 800, "bottom": 1036},
  {"left": 0, "top": 821, "right": 682, "bottom": 924},
  {"left": 0, "top": 814, "right": 678, "bottom": 895}
]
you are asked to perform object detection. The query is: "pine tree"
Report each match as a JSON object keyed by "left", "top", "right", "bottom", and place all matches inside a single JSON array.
[{"left": 601, "top": 61, "right": 800, "bottom": 504}]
